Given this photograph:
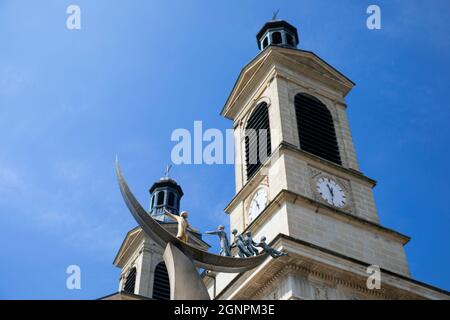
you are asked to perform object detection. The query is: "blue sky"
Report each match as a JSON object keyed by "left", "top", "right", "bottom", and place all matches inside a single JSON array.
[{"left": 0, "top": 0, "right": 449, "bottom": 299}]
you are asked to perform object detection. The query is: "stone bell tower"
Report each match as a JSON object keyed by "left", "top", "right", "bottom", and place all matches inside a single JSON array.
[{"left": 203, "top": 18, "right": 448, "bottom": 300}]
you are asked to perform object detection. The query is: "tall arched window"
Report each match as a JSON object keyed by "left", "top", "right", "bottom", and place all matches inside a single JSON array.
[
  {"left": 245, "top": 102, "right": 271, "bottom": 179},
  {"left": 262, "top": 36, "right": 269, "bottom": 49},
  {"left": 271, "top": 31, "right": 282, "bottom": 45},
  {"left": 294, "top": 93, "right": 341, "bottom": 165},
  {"left": 286, "top": 33, "right": 294, "bottom": 46},
  {"left": 123, "top": 267, "right": 137, "bottom": 294},
  {"left": 150, "top": 195, "right": 155, "bottom": 209},
  {"left": 156, "top": 192, "right": 164, "bottom": 206},
  {"left": 153, "top": 262, "right": 170, "bottom": 300},
  {"left": 168, "top": 192, "right": 175, "bottom": 207}
]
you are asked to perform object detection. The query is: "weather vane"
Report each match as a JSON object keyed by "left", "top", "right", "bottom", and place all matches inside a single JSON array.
[
  {"left": 272, "top": 9, "right": 280, "bottom": 20},
  {"left": 164, "top": 164, "right": 172, "bottom": 178}
]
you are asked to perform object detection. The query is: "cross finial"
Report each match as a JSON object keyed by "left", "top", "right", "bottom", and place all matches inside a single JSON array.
[
  {"left": 164, "top": 164, "right": 172, "bottom": 178},
  {"left": 272, "top": 9, "right": 280, "bottom": 20}
]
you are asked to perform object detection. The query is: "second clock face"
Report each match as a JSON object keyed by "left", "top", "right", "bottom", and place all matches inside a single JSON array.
[
  {"left": 316, "top": 177, "right": 346, "bottom": 208},
  {"left": 248, "top": 188, "right": 268, "bottom": 222}
]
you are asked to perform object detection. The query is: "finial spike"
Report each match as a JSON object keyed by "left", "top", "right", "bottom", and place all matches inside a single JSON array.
[
  {"left": 272, "top": 9, "right": 280, "bottom": 20},
  {"left": 164, "top": 164, "right": 172, "bottom": 178}
]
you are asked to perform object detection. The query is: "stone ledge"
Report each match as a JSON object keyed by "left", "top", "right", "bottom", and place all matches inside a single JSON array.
[{"left": 213, "top": 234, "right": 449, "bottom": 300}]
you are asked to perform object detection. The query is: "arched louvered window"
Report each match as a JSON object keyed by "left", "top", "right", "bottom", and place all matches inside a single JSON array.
[
  {"left": 286, "top": 33, "right": 294, "bottom": 46},
  {"left": 150, "top": 195, "right": 155, "bottom": 209},
  {"left": 294, "top": 93, "right": 341, "bottom": 165},
  {"left": 168, "top": 192, "right": 175, "bottom": 207},
  {"left": 156, "top": 192, "right": 164, "bottom": 206},
  {"left": 262, "top": 36, "right": 269, "bottom": 49},
  {"left": 271, "top": 31, "right": 282, "bottom": 45},
  {"left": 245, "top": 102, "right": 271, "bottom": 179},
  {"left": 153, "top": 262, "right": 170, "bottom": 300},
  {"left": 123, "top": 267, "right": 137, "bottom": 294}
]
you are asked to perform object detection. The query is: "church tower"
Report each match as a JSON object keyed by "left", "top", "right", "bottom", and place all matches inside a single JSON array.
[{"left": 203, "top": 18, "right": 448, "bottom": 300}]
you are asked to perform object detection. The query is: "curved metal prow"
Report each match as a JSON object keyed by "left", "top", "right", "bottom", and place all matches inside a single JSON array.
[{"left": 115, "top": 159, "right": 269, "bottom": 273}]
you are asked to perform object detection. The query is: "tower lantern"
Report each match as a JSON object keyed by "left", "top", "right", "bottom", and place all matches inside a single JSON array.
[
  {"left": 149, "top": 166, "right": 183, "bottom": 222},
  {"left": 256, "top": 19, "right": 299, "bottom": 51}
]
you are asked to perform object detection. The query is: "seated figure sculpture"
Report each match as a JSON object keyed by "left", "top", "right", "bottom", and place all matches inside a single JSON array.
[
  {"left": 204, "top": 225, "right": 231, "bottom": 256},
  {"left": 243, "top": 231, "right": 259, "bottom": 256},
  {"left": 163, "top": 209, "right": 200, "bottom": 242},
  {"left": 257, "top": 236, "right": 288, "bottom": 258}
]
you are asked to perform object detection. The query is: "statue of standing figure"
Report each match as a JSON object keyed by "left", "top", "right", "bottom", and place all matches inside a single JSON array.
[
  {"left": 257, "top": 236, "right": 288, "bottom": 258},
  {"left": 231, "top": 229, "right": 251, "bottom": 257},
  {"left": 204, "top": 225, "right": 231, "bottom": 256},
  {"left": 163, "top": 209, "right": 199, "bottom": 243},
  {"left": 243, "top": 231, "right": 259, "bottom": 256}
]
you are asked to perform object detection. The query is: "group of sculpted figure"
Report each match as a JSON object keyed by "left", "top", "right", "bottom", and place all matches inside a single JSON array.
[{"left": 163, "top": 209, "right": 288, "bottom": 259}]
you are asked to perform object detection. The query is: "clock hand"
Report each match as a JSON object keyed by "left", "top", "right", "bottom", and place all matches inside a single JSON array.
[{"left": 327, "top": 184, "right": 334, "bottom": 198}]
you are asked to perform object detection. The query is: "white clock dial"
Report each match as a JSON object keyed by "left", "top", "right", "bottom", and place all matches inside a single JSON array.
[
  {"left": 316, "top": 177, "right": 346, "bottom": 208},
  {"left": 248, "top": 188, "right": 268, "bottom": 222}
]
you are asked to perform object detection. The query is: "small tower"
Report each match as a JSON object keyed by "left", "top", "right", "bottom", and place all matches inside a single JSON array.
[
  {"left": 149, "top": 166, "right": 184, "bottom": 222},
  {"left": 256, "top": 19, "right": 299, "bottom": 51}
]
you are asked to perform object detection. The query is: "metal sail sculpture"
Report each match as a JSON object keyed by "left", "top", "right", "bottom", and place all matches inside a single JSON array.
[{"left": 115, "top": 160, "right": 268, "bottom": 299}]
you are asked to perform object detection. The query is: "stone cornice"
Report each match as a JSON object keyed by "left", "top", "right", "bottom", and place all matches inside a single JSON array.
[
  {"left": 225, "top": 141, "right": 377, "bottom": 215},
  {"left": 215, "top": 234, "right": 448, "bottom": 300},
  {"left": 113, "top": 226, "right": 143, "bottom": 267},
  {"left": 221, "top": 46, "right": 355, "bottom": 120},
  {"left": 253, "top": 263, "right": 391, "bottom": 299},
  {"left": 278, "top": 234, "right": 449, "bottom": 298},
  {"left": 282, "top": 189, "right": 410, "bottom": 244},
  {"left": 238, "top": 188, "right": 410, "bottom": 245},
  {"left": 279, "top": 142, "right": 377, "bottom": 186}
]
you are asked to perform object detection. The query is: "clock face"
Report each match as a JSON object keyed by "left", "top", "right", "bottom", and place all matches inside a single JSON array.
[
  {"left": 248, "top": 188, "right": 268, "bottom": 222},
  {"left": 316, "top": 177, "right": 346, "bottom": 208}
]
